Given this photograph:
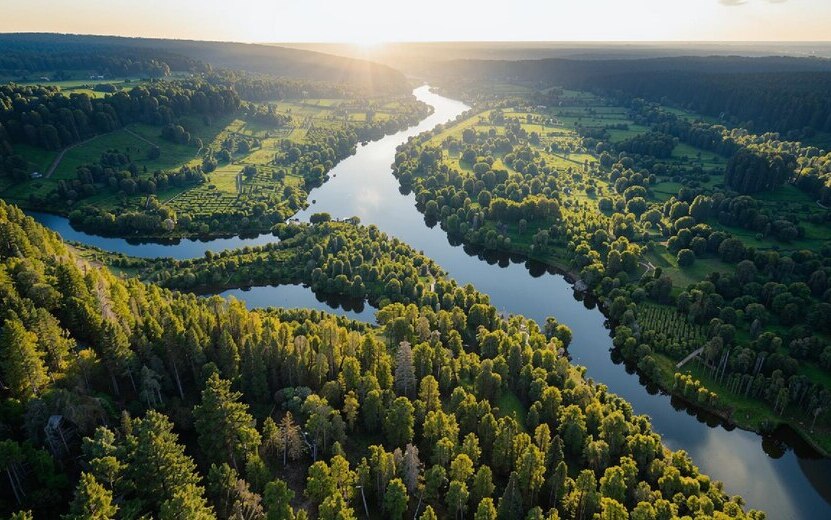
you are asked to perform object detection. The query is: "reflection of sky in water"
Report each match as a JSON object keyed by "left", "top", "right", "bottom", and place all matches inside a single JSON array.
[
  {"left": 694, "top": 429, "right": 797, "bottom": 519},
  {"left": 26, "top": 86, "right": 831, "bottom": 519},
  {"left": 26, "top": 210, "right": 279, "bottom": 260}
]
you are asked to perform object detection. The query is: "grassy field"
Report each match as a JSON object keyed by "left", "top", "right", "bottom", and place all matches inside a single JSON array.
[
  {"left": 2, "top": 86, "right": 427, "bottom": 236},
  {"left": 496, "top": 390, "right": 528, "bottom": 430}
]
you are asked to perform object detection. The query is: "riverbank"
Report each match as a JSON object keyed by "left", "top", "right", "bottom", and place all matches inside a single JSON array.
[{"left": 436, "top": 225, "right": 831, "bottom": 457}]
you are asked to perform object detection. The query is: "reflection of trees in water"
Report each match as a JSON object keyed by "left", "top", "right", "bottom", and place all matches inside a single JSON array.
[
  {"left": 762, "top": 436, "right": 787, "bottom": 459},
  {"left": 798, "top": 455, "right": 831, "bottom": 505},
  {"left": 314, "top": 289, "right": 367, "bottom": 314}
]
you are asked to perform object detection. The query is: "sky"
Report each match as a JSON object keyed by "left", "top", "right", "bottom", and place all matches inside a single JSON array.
[{"left": 0, "top": 0, "right": 828, "bottom": 43}]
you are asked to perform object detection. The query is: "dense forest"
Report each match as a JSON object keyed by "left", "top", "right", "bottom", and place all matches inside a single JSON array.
[
  {"left": 390, "top": 96, "right": 831, "bottom": 451},
  {"left": 0, "top": 201, "right": 765, "bottom": 519},
  {"left": 427, "top": 56, "right": 831, "bottom": 135},
  {"left": 0, "top": 81, "right": 240, "bottom": 172}
]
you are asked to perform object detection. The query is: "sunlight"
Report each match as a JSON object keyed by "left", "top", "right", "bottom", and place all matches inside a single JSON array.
[{"left": 350, "top": 38, "right": 385, "bottom": 51}]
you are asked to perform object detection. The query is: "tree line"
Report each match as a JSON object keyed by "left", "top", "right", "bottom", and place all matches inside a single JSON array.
[{"left": 0, "top": 201, "right": 763, "bottom": 519}]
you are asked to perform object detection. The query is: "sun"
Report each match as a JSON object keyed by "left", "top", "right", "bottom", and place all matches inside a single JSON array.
[{"left": 349, "top": 37, "right": 385, "bottom": 51}]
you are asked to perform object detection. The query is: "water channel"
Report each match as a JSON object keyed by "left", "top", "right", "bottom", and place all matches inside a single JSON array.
[{"left": 27, "top": 86, "right": 831, "bottom": 519}]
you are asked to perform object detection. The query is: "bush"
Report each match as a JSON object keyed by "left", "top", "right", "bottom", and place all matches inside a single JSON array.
[
  {"left": 310, "top": 212, "right": 332, "bottom": 224},
  {"left": 677, "top": 249, "right": 696, "bottom": 267}
]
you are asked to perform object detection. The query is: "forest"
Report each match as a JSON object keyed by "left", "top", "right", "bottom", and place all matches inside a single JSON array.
[
  {"left": 427, "top": 56, "right": 831, "bottom": 136},
  {"left": 0, "top": 201, "right": 767, "bottom": 519},
  {"left": 390, "top": 88, "right": 831, "bottom": 453}
]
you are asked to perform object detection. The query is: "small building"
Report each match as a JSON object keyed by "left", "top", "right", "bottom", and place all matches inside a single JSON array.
[
  {"left": 30, "top": 171, "right": 42, "bottom": 179},
  {"left": 44, "top": 415, "right": 78, "bottom": 460}
]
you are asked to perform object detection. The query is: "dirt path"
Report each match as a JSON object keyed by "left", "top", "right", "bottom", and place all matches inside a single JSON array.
[
  {"left": 44, "top": 127, "right": 157, "bottom": 179},
  {"left": 123, "top": 128, "right": 159, "bottom": 148},
  {"left": 676, "top": 346, "right": 704, "bottom": 368},
  {"left": 45, "top": 136, "right": 97, "bottom": 178}
]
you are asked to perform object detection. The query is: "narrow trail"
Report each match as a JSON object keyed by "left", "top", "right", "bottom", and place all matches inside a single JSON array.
[
  {"left": 45, "top": 136, "right": 97, "bottom": 178},
  {"left": 45, "top": 127, "right": 158, "bottom": 179},
  {"left": 677, "top": 346, "right": 705, "bottom": 368},
  {"left": 123, "top": 128, "right": 159, "bottom": 148}
]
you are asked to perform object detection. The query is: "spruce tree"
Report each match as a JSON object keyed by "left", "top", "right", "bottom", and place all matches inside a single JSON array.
[
  {"left": 194, "top": 373, "right": 261, "bottom": 470},
  {"left": 65, "top": 473, "right": 118, "bottom": 520},
  {"left": 0, "top": 319, "right": 47, "bottom": 399}
]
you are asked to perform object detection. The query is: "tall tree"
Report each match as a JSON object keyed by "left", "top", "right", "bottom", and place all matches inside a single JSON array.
[
  {"left": 395, "top": 340, "right": 416, "bottom": 396},
  {"left": 65, "top": 472, "right": 118, "bottom": 520},
  {"left": 0, "top": 319, "right": 47, "bottom": 399},
  {"left": 446, "top": 480, "right": 469, "bottom": 520},
  {"left": 126, "top": 411, "right": 207, "bottom": 513},
  {"left": 384, "top": 397, "right": 415, "bottom": 447},
  {"left": 263, "top": 479, "right": 295, "bottom": 520},
  {"left": 383, "top": 478, "right": 409, "bottom": 520},
  {"left": 159, "top": 484, "right": 215, "bottom": 520},
  {"left": 265, "top": 412, "right": 304, "bottom": 467},
  {"left": 194, "top": 373, "right": 261, "bottom": 470}
]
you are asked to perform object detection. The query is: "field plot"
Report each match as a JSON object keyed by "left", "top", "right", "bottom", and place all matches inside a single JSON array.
[{"left": 1, "top": 81, "right": 429, "bottom": 236}]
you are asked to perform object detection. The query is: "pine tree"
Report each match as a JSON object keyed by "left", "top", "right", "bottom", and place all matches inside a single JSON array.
[
  {"left": 215, "top": 330, "right": 240, "bottom": 379},
  {"left": 401, "top": 443, "right": 422, "bottom": 494},
  {"left": 471, "top": 465, "right": 495, "bottom": 505},
  {"left": 207, "top": 463, "right": 238, "bottom": 519},
  {"left": 517, "top": 445, "right": 546, "bottom": 507},
  {"left": 420, "top": 505, "right": 439, "bottom": 520},
  {"left": 497, "top": 472, "right": 524, "bottom": 520},
  {"left": 263, "top": 479, "right": 295, "bottom": 520},
  {"left": 0, "top": 319, "right": 47, "bottom": 399},
  {"left": 383, "top": 478, "right": 409, "bottom": 520},
  {"left": 127, "top": 411, "right": 206, "bottom": 512},
  {"left": 240, "top": 339, "right": 269, "bottom": 403},
  {"left": 342, "top": 391, "right": 360, "bottom": 431},
  {"left": 65, "top": 472, "right": 118, "bottom": 520},
  {"left": 474, "top": 498, "right": 497, "bottom": 520},
  {"left": 159, "top": 483, "right": 215, "bottom": 520},
  {"left": 446, "top": 479, "right": 469, "bottom": 520},
  {"left": 384, "top": 397, "right": 414, "bottom": 447},
  {"left": 194, "top": 373, "right": 261, "bottom": 470},
  {"left": 99, "top": 319, "right": 134, "bottom": 396},
  {"left": 31, "top": 308, "right": 73, "bottom": 373},
  {"left": 319, "top": 493, "right": 356, "bottom": 520}
]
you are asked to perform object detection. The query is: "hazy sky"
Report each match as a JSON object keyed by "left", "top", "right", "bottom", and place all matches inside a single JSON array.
[{"left": 1, "top": 0, "right": 827, "bottom": 43}]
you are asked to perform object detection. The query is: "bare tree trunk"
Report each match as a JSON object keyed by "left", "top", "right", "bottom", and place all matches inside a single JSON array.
[
  {"left": 110, "top": 370, "right": 120, "bottom": 397},
  {"left": 171, "top": 358, "right": 184, "bottom": 399},
  {"left": 6, "top": 467, "right": 23, "bottom": 505}
]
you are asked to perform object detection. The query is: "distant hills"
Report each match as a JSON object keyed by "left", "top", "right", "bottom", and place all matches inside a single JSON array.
[{"left": 0, "top": 33, "right": 409, "bottom": 93}]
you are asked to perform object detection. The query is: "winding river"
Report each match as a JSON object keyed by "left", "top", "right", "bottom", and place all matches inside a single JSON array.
[{"left": 27, "top": 86, "right": 831, "bottom": 519}]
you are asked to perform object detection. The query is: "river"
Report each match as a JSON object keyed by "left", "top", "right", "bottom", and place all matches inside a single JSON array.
[{"left": 27, "top": 86, "right": 831, "bottom": 519}]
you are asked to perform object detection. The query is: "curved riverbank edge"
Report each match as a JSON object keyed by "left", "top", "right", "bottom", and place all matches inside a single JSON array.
[{"left": 444, "top": 230, "right": 831, "bottom": 457}]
